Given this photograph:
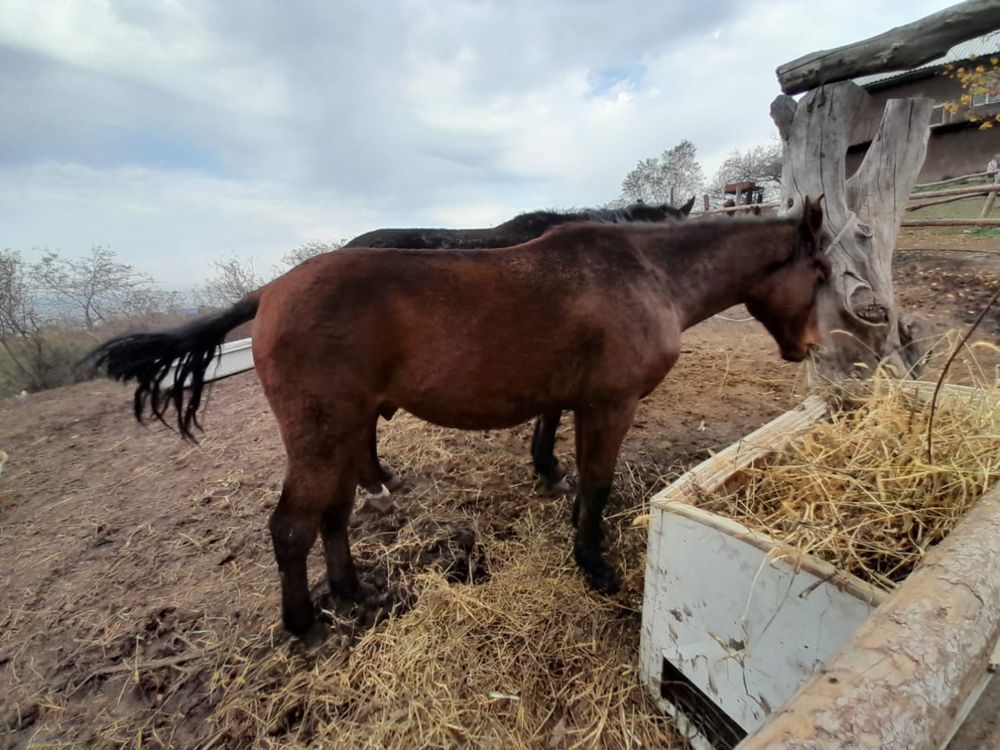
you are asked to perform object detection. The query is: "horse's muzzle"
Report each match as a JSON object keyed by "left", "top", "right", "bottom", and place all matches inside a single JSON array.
[{"left": 781, "top": 343, "right": 821, "bottom": 363}]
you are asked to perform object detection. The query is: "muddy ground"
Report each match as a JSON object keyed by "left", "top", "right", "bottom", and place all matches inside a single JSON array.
[{"left": 1, "top": 240, "right": 998, "bottom": 749}]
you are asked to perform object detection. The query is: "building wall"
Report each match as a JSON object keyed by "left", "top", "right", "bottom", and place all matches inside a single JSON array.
[{"left": 846, "top": 73, "right": 1000, "bottom": 182}]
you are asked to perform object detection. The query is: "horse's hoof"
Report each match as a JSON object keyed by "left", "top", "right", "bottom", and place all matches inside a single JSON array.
[
  {"left": 298, "top": 620, "right": 330, "bottom": 649},
  {"left": 381, "top": 471, "right": 405, "bottom": 492},
  {"left": 333, "top": 579, "right": 376, "bottom": 604},
  {"left": 574, "top": 548, "right": 620, "bottom": 594},
  {"left": 551, "top": 474, "right": 576, "bottom": 495},
  {"left": 283, "top": 605, "right": 317, "bottom": 640},
  {"left": 539, "top": 472, "right": 574, "bottom": 495},
  {"left": 584, "top": 565, "right": 620, "bottom": 594},
  {"left": 361, "top": 485, "right": 394, "bottom": 513}
]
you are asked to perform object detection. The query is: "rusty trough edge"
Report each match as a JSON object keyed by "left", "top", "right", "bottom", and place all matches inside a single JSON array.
[{"left": 734, "top": 482, "right": 1000, "bottom": 750}]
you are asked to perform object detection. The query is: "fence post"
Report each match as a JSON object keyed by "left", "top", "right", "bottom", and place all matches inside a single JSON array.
[{"left": 981, "top": 179, "right": 998, "bottom": 218}]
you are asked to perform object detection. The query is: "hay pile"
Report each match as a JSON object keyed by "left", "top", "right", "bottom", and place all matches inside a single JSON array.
[
  {"left": 202, "top": 505, "right": 679, "bottom": 749},
  {"left": 195, "top": 415, "right": 682, "bottom": 750},
  {"left": 696, "top": 356, "right": 1000, "bottom": 591}
]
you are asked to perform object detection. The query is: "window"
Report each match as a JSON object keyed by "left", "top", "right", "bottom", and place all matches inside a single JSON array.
[
  {"left": 971, "top": 91, "right": 1000, "bottom": 107},
  {"left": 930, "top": 103, "right": 954, "bottom": 127}
]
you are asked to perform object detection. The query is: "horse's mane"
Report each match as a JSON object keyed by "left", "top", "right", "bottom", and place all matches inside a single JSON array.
[
  {"left": 344, "top": 199, "right": 694, "bottom": 249},
  {"left": 496, "top": 202, "right": 685, "bottom": 234}
]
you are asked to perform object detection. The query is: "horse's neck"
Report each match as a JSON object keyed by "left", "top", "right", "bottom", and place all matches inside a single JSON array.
[{"left": 649, "top": 223, "right": 790, "bottom": 330}]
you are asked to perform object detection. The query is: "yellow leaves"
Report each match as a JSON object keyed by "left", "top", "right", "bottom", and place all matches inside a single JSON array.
[
  {"left": 980, "top": 120, "right": 995, "bottom": 129},
  {"left": 938, "top": 54, "right": 1000, "bottom": 122}
]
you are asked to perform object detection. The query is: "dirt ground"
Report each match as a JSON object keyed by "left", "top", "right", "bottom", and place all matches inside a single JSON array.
[{"left": 1, "top": 241, "right": 998, "bottom": 749}]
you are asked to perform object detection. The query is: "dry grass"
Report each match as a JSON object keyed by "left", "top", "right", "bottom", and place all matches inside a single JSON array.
[
  {"left": 201, "top": 510, "right": 680, "bottom": 749},
  {"left": 696, "top": 340, "right": 1000, "bottom": 591},
  {"left": 185, "top": 416, "right": 683, "bottom": 749}
]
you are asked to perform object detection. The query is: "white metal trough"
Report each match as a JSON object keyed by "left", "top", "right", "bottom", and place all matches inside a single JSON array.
[
  {"left": 169, "top": 336, "right": 255, "bottom": 385},
  {"left": 639, "top": 382, "right": 1000, "bottom": 750}
]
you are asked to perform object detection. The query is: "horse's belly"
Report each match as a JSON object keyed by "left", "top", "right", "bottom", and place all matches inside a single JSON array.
[{"left": 395, "top": 386, "right": 552, "bottom": 431}]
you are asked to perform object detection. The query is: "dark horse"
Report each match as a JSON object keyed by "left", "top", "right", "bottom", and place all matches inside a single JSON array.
[
  {"left": 90, "top": 198, "right": 828, "bottom": 640},
  {"left": 343, "top": 197, "right": 696, "bottom": 497}
]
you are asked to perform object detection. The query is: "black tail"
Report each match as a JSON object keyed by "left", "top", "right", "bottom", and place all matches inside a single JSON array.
[{"left": 88, "top": 295, "right": 260, "bottom": 441}]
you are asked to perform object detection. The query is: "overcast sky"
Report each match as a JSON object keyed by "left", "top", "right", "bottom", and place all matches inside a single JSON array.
[{"left": 1, "top": 0, "right": 957, "bottom": 288}]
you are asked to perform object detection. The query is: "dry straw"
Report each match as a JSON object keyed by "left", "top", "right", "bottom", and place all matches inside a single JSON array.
[
  {"left": 697, "top": 338, "right": 1000, "bottom": 592},
  {"left": 195, "top": 416, "right": 682, "bottom": 749},
  {"left": 202, "top": 508, "right": 681, "bottom": 749}
]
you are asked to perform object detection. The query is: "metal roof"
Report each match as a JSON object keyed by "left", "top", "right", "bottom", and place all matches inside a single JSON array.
[{"left": 854, "top": 30, "right": 1000, "bottom": 88}]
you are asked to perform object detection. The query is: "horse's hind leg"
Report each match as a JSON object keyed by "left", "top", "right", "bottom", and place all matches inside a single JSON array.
[
  {"left": 320, "top": 483, "right": 368, "bottom": 601},
  {"left": 531, "top": 411, "right": 571, "bottom": 492},
  {"left": 358, "top": 424, "right": 389, "bottom": 496},
  {"left": 358, "top": 418, "right": 403, "bottom": 497},
  {"left": 269, "top": 484, "right": 321, "bottom": 636},
  {"left": 271, "top": 444, "right": 364, "bottom": 636},
  {"left": 571, "top": 400, "right": 638, "bottom": 594}
]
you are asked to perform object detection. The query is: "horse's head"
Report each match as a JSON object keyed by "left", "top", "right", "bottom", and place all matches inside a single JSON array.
[
  {"left": 744, "top": 196, "right": 830, "bottom": 362},
  {"left": 624, "top": 198, "right": 694, "bottom": 223}
]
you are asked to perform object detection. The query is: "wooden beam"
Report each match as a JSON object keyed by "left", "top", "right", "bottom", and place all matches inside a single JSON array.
[
  {"left": 737, "top": 484, "right": 1000, "bottom": 750},
  {"left": 915, "top": 171, "right": 990, "bottom": 189},
  {"left": 906, "top": 193, "right": 989, "bottom": 211},
  {"left": 902, "top": 218, "right": 1000, "bottom": 226},
  {"left": 776, "top": 0, "right": 1000, "bottom": 95},
  {"left": 905, "top": 182, "right": 1000, "bottom": 200},
  {"left": 702, "top": 201, "right": 780, "bottom": 216}
]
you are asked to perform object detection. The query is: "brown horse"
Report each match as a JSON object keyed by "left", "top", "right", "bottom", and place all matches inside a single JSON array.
[
  {"left": 343, "top": 198, "right": 696, "bottom": 497},
  {"left": 90, "top": 198, "right": 829, "bottom": 639}
]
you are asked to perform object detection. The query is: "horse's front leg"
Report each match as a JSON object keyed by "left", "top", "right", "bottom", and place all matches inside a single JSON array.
[
  {"left": 571, "top": 400, "right": 638, "bottom": 594},
  {"left": 530, "top": 411, "right": 572, "bottom": 493}
]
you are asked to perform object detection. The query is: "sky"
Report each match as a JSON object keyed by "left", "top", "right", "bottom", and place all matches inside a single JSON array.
[{"left": 0, "top": 0, "right": 959, "bottom": 289}]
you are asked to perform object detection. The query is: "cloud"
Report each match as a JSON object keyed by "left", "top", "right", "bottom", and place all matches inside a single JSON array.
[
  {"left": 0, "top": 162, "right": 374, "bottom": 287},
  {"left": 0, "top": 0, "right": 959, "bottom": 286}
]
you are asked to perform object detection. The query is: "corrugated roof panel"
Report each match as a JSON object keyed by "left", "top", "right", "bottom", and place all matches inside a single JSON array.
[{"left": 854, "top": 30, "right": 1000, "bottom": 88}]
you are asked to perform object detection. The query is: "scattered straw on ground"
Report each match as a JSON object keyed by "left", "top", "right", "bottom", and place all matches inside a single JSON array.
[
  {"left": 697, "top": 343, "right": 1000, "bottom": 591},
  {"left": 174, "top": 414, "right": 679, "bottom": 749},
  {"left": 201, "top": 505, "right": 680, "bottom": 749}
]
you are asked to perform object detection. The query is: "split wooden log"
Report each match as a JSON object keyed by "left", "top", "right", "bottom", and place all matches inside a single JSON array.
[
  {"left": 776, "top": 0, "right": 1000, "bottom": 95},
  {"left": 772, "top": 81, "right": 934, "bottom": 380},
  {"left": 735, "top": 484, "right": 1000, "bottom": 750}
]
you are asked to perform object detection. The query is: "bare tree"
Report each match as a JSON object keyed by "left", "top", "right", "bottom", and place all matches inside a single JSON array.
[
  {"left": 196, "top": 255, "right": 264, "bottom": 310},
  {"left": 0, "top": 250, "right": 44, "bottom": 388},
  {"left": 32, "top": 246, "right": 154, "bottom": 329},
  {"left": 713, "top": 142, "right": 783, "bottom": 193},
  {"left": 274, "top": 239, "right": 343, "bottom": 275},
  {"left": 0, "top": 250, "right": 94, "bottom": 394},
  {"left": 620, "top": 140, "right": 705, "bottom": 206}
]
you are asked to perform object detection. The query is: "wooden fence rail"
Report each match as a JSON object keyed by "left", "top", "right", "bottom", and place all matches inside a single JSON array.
[
  {"left": 700, "top": 170, "right": 999, "bottom": 222},
  {"left": 913, "top": 171, "right": 990, "bottom": 190}
]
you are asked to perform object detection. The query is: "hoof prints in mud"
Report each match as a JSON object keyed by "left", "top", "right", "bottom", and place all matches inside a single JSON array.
[{"left": 323, "top": 511, "right": 491, "bottom": 635}]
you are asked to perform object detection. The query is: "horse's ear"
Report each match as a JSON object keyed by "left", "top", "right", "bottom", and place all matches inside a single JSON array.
[
  {"left": 800, "top": 195, "right": 824, "bottom": 239},
  {"left": 679, "top": 196, "right": 695, "bottom": 216}
]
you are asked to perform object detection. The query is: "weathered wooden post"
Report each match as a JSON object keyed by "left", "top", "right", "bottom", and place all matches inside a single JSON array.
[
  {"left": 771, "top": 84, "right": 933, "bottom": 379},
  {"left": 771, "top": 0, "right": 1000, "bottom": 380}
]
